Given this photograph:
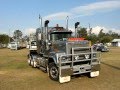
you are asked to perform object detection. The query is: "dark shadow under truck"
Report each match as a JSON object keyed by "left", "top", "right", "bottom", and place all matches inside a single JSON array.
[{"left": 28, "top": 20, "right": 100, "bottom": 83}]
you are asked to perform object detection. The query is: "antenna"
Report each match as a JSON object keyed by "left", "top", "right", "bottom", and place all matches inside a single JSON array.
[
  {"left": 88, "top": 23, "right": 92, "bottom": 35},
  {"left": 39, "top": 14, "right": 42, "bottom": 32},
  {"left": 66, "top": 16, "right": 69, "bottom": 30}
]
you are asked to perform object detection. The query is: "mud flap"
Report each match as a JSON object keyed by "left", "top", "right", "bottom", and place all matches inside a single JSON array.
[
  {"left": 90, "top": 71, "right": 99, "bottom": 77},
  {"left": 59, "top": 68, "right": 73, "bottom": 83},
  {"left": 59, "top": 76, "right": 71, "bottom": 83}
]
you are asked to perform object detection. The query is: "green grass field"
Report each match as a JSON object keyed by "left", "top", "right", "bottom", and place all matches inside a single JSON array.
[{"left": 0, "top": 48, "right": 120, "bottom": 90}]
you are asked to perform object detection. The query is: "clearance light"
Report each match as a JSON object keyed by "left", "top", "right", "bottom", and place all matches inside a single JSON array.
[{"left": 68, "top": 38, "right": 85, "bottom": 41}]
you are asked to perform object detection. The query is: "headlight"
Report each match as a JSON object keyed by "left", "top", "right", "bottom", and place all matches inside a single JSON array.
[
  {"left": 74, "top": 54, "right": 90, "bottom": 60},
  {"left": 61, "top": 56, "right": 71, "bottom": 62},
  {"left": 93, "top": 54, "right": 96, "bottom": 57},
  {"left": 61, "top": 56, "right": 66, "bottom": 60},
  {"left": 74, "top": 55, "right": 79, "bottom": 60},
  {"left": 93, "top": 53, "right": 99, "bottom": 58},
  {"left": 85, "top": 54, "right": 90, "bottom": 59}
]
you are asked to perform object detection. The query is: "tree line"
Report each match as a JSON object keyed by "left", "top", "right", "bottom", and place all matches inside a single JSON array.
[
  {"left": 0, "top": 28, "right": 120, "bottom": 45},
  {"left": 77, "top": 27, "right": 120, "bottom": 44},
  {"left": 0, "top": 30, "right": 28, "bottom": 45}
]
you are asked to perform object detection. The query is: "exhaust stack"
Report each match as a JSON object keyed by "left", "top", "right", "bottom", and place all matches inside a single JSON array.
[
  {"left": 66, "top": 16, "right": 69, "bottom": 31},
  {"left": 75, "top": 22, "right": 80, "bottom": 37},
  {"left": 44, "top": 20, "right": 49, "bottom": 50}
]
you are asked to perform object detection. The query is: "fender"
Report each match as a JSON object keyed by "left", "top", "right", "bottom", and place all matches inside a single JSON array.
[{"left": 48, "top": 52, "right": 58, "bottom": 65}]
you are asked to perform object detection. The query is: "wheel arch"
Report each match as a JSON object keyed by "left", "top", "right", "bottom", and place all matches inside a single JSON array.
[{"left": 48, "top": 56, "right": 57, "bottom": 66}]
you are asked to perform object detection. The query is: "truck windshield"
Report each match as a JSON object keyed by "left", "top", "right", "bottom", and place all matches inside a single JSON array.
[{"left": 50, "top": 32, "right": 71, "bottom": 41}]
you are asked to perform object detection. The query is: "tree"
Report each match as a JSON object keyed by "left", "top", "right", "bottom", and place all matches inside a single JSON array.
[
  {"left": 100, "top": 36, "right": 113, "bottom": 43},
  {"left": 88, "top": 28, "right": 92, "bottom": 36},
  {"left": 98, "top": 29, "right": 105, "bottom": 38},
  {"left": 98, "top": 29, "right": 106, "bottom": 42},
  {"left": 0, "top": 34, "right": 9, "bottom": 44},
  {"left": 77, "top": 27, "right": 87, "bottom": 38},
  {"left": 23, "top": 35, "right": 29, "bottom": 42},
  {"left": 13, "top": 30, "right": 23, "bottom": 40},
  {"left": 87, "top": 34, "right": 98, "bottom": 44},
  {"left": 111, "top": 32, "right": 120, "bottom": 39}
]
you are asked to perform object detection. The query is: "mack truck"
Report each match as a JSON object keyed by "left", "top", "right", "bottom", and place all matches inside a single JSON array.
[{"left": 28, "top": 20, "right": 100, "bottom": 83}]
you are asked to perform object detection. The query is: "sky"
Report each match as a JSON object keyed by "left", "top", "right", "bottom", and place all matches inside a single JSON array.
[{"left": 0, "top": 0, "right": 120, "bottom": 36}]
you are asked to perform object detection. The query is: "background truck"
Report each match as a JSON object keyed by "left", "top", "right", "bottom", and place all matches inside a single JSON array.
[
  {"left": 28, "top": 20, "right": 100, "bottom": 83},
  {"left": 10, "top": 41, "right": 21, "bottom": 50},
  {"left": 10, "top": 41, "right": 26, "bottom": 50}
]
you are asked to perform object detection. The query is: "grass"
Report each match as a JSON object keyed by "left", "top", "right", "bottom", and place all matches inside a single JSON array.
[
  {"left": 101, "top": 47, "right": 120, "bottom": 68},
  {"left": 0, "top": 49, "right": 28, "bottom": 70}
]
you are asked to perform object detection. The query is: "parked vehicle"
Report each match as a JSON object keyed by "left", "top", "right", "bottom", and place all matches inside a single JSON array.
[
  {"left": 93, "top": 44, "right": 109, "bottom": 52},
  {"left": 28, "top": 20, "right": 100, "bottom": 83},
  {"left": 98, "top": 45, "right": 109, "bottom": 52},
  {"left": 10, "top": 42, "right": 21, "bottom": 50},
  {"left": 7, "top": 43, "right": 11, "bottom": 49}
]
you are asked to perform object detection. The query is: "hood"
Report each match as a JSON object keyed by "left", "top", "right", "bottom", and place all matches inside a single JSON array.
[{"left": 51, "top": 39, "right": 90, "bottom": 54}]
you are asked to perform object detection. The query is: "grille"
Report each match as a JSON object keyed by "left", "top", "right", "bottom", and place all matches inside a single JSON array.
[{"left": 72, "top": 47, "right": 91, "bottom": 61}]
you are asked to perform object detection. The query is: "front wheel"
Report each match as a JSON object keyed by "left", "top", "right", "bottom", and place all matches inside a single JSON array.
[{"left": 49, "top": 63, "right": 59, "bottom": 81}]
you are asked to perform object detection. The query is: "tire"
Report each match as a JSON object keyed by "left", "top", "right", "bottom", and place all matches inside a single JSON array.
[{"left": 49, "top": 63, "right": 59, "bottom": 81}]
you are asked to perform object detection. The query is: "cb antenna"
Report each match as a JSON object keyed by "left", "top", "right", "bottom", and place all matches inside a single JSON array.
[
  {"left": 88, "top": 23, "right": 92, "bottom": 35},
  {"left": 66, "top": 16, "right": 69, "bottom": 30}
]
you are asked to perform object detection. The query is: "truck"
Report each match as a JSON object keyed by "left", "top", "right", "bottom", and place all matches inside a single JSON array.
[
  {"left": 28, "top": 20, "right": 100, "bottom": 83},
  {"left": 10, "top": 41, "right": 21, "bottom": 50},
  {"left": 10, "top": 41, "right": 26, "bottom": 50}
]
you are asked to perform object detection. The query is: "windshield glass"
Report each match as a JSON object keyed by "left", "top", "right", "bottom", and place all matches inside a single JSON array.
[{"left": 50, "top": 32, "right": 71, "bottom": 41}]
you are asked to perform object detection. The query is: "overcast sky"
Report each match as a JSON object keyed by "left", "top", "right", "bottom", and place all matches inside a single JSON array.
[{"left": 0, "top": 0, "right": 120, "bottom": 35}]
